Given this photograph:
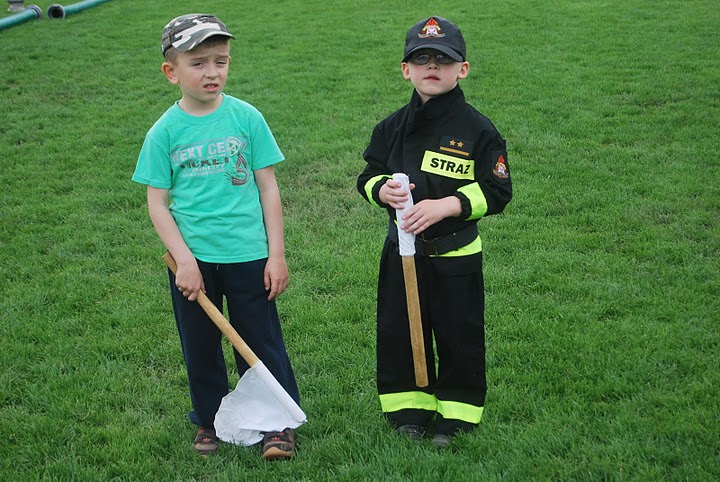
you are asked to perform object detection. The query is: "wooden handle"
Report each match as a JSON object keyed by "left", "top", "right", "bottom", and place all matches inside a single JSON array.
[
  {"left": 162, "top": 252, "right": 260, "bottom": 367},
  {"left": 401, "top": 256, "right": 429, "bottom": 387}
]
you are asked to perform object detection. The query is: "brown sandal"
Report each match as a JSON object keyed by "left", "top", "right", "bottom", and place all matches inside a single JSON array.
[
  {"left": 261, "top": 428, "right": 296, "bottom": 460},
  {"left": 193, "top": 427, "right": 219, "bottom": 455}
]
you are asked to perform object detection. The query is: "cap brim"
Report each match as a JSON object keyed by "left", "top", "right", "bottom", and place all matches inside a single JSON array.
[
  {"left": 403, "top": 44, "right": 464, "bottom": 62},
  {"left": 174, "top": 31, "right": 236, "bottom": 52}
]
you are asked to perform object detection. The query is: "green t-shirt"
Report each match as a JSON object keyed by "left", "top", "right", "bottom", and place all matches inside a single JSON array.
[{"left": 132, "top": 94, "right": 284, "bottom": 263}]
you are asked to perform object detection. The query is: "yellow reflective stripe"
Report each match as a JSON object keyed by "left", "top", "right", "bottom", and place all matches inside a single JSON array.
[
  {"left": 379, "top": 391, "right": 437, "bottom": 413},
  {"left": 457, "top": 183, "right": 488, "bottom": 220},
  {"left": 437, "top": 236, "right": 482, "bottom": 257},
  {"left": 437, "top": 399, "right": 484, "bottom": 424},
  {"left": 363, "top": 174, "right": 391, "bottom": 207}
]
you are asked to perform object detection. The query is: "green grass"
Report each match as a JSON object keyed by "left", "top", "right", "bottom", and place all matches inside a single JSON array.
[{"left": 1, "top": 0, "right": 719, "bottom": 480}]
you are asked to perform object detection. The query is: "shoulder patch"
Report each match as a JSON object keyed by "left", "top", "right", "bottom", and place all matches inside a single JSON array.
[
  {"left": 439, "top": 136, "right": 474, "bottom": 158},
  {"left": 492, "top": 150, "right": 509, "bottom": 181}
]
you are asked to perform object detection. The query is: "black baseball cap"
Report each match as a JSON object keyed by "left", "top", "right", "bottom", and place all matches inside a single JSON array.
[
  {"left": 402, "top": 16, "right": 466, "bottom": 62},
  {"left": 161, "top": 13, "right": 235, "bottom": 55}
]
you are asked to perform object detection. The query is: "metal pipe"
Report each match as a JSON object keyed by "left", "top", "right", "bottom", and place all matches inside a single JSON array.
[
  {"left": 47, "top": 0, "right": 111, "bottom": 20},
  {"left": 0, "top": 4, "right": 41, "bottom": 31}
]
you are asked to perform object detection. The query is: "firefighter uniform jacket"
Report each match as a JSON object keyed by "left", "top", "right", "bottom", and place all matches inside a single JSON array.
[
  {"left": 357, "top": 84, "right": 512, "bottom": 430},
  {"left": 358, "top": 84, "right": 512, "bottom": 264}
]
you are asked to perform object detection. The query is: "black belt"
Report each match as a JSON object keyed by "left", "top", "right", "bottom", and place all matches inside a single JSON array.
[{"left": 387, "top": 221, "right": 479, "bottom": 256}]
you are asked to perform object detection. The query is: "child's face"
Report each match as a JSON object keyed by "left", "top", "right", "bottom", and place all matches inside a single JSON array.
[
  {"left": 162, "top": 41, "right": 231, "bottom": 115},
  {"left": 401, "top": 49, "right": 469, "bottom": 103}
]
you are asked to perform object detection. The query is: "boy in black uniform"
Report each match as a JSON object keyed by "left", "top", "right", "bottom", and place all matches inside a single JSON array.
[{"left": 357, "top": 16, "right": 512, "bottom": 447}]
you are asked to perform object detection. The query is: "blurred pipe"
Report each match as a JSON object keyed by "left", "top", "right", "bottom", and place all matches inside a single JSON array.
[
  {"left": 8, "top": 0, "right": 26, "bottom": 13},
  {"left": 47, "top": 0, "right": 111, "bottom": 20},
  {"left": 0, "top": 4, "right": 41, "bottom": 31}
]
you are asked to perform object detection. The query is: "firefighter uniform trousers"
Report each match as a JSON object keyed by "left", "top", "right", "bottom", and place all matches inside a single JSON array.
[{"left": 377, "top": 238, "right": 486, "bottom": 434}]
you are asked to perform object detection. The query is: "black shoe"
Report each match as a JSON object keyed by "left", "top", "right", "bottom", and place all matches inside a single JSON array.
[
  {"left": 431, "top": 433, "right": 453, "bottom": 448},
  {"left": 395, "top": 424, "right": 426, "bottom": 441},
  {"left": 433, "top": 415, "right": 475, "bottom": 447}
]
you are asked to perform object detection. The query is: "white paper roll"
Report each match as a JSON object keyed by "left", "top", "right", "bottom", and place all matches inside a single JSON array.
[{"left": 392, "top": 173, "right": 416, "bottom": 257}]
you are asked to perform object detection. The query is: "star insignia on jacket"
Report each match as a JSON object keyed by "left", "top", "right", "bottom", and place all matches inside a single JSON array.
[{"left": 449, "top": 139, "right": 464, "bottom": 148}]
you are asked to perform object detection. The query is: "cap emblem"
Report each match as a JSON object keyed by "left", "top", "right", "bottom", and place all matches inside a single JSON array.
[{"left": 418, "top": 18, "right": 445, "bottom": 39}]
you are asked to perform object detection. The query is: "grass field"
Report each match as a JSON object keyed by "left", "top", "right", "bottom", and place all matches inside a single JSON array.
[{"left": 1, "top": 0, "right": 719, "bottom": 480}]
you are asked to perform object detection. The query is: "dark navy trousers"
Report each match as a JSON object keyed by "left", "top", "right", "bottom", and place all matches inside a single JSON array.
[{"left": 168, "top": 258, "right": 300, "bottom": 428}]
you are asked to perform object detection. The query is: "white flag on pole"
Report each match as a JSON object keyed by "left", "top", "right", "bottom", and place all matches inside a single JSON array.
[{"left": 214, "top": 363, "right": 307, "bottom": 446}]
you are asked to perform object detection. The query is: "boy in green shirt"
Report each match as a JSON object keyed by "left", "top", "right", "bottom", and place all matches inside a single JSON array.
[{"left": 133, "top": 13, "right": 299, "bottom": 459}]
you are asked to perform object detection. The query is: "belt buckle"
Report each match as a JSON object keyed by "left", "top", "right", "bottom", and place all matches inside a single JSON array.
[{"left": 422, "top": 237, "right": 439, "bottom": 256}]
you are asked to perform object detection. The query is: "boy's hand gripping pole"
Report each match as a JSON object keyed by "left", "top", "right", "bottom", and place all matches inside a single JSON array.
[
  {"left": 162, "top": 252, "right": 260, "bottom": 367},
  {"left": 393, "top": 173, "right": 429, "bottom": 388}
]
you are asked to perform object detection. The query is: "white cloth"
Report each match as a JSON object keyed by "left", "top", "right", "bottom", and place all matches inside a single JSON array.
[
  {"left": 214, "top": 363, "right": 307, "bottom": 446},
  {"left": 392, "top": 173, "right": 416, "bottom": 256}
]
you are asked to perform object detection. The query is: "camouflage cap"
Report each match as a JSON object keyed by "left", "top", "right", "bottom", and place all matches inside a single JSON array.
[{"left": 161, "top": 13, "right": 235, "bottom": 55}]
